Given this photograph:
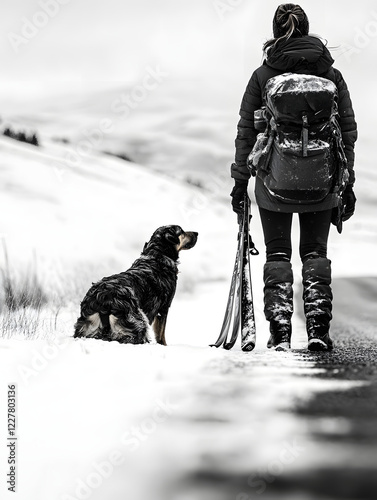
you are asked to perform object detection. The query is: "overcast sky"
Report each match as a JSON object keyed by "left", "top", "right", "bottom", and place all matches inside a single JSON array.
[{"left": 1, "top": 0, "right": 376, "bottom": 101}]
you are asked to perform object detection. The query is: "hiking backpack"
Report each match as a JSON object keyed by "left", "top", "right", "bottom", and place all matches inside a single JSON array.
[{"left": 248, "top": 72, "right": 348, "bottom": 204}]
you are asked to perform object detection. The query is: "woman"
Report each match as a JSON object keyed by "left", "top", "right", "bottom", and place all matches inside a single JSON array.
[{"left": 230, "top": 4, "right": 357, "bottom": 351}]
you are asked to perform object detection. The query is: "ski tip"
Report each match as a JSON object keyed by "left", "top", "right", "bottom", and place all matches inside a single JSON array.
[
  {"left": 241, "top": 343, "right": 255, "bottom": 352},
  {"left": 223, "top": 342, "right": 236, "bottom": 351}
]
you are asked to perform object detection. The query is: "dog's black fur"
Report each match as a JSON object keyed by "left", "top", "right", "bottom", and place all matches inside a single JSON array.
[{"left": 74, "top": 225, "right": 198, "bottom": 345}]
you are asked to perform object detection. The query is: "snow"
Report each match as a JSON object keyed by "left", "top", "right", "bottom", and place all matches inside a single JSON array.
[
  {"left": 1, "top": 334, "right": 368, "bottom": 500},
  {"left": 266, "top": 72, "right": 337, "bottom": 96},
  {"left": 1, "top": 1, "right": 377, "bottom": 498},
  {"left": 281, "top": 138, "right": 330, "bottom": 151}
]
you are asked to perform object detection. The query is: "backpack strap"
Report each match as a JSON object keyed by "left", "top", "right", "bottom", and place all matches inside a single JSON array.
[{"left": 302, "top": 114, "right": 309, "bottom": 157}]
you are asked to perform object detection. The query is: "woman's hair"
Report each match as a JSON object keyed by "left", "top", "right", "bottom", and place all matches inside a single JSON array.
[{"left": 263, "top": 4, "right": 309, "bottom": 54}]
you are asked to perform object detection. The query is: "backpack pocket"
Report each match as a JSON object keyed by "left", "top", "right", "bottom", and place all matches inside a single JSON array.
[
  {"left": 247, "top": 131, "right": 274, "bottom": 176},
  {"left": 260, "top": 139, "right": 334, "bottom": 204}
]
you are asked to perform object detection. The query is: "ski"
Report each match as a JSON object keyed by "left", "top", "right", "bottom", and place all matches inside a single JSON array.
[
  {"left": 241, "top": 197, "right": 258, "bottom": 351},
  {"left": 210, "top": 194, "right": 258, "bottom": 351},
  {"left": 209, "top": 219, "right": 243, "bottom": 348},
  {"left": 223, "top": 207, "right": 246, "bottom": 350}
]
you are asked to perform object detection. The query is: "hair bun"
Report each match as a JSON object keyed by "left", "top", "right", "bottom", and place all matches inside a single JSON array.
[{"left": 273, "top": 4, "right": 309, "bottom": 38}]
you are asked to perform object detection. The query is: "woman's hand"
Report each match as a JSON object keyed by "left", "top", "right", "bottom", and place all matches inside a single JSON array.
[
  {"left": 342, "top": 185, "right": 357, "bottom": 221},
  {"left": 230, "top": 179, "right": 249, "bottom": 215}
]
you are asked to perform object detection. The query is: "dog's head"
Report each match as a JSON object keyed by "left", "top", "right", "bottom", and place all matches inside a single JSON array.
[{"left": 142, "top": 225, "right": 198, "bottom": 261}]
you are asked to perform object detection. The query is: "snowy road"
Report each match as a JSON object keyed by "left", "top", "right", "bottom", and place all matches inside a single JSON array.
[
  {"left": 96, "top": 276, "right": 377, "bottom": 500},
  {"left": 2, "top": 277, "right": 377, "bottom": 500}
]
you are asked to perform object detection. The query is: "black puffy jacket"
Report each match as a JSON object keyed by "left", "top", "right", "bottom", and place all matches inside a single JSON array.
[{"left": 232, "top": 35, "right": 358, "bottom": 213}]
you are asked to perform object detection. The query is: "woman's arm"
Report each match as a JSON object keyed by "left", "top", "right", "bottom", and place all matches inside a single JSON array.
[
  {"left": 232, "top": 70, "right": 263, "bottom": 180},
  {"left": 333, "top": 68, "right": 358, "bottom": 185}
]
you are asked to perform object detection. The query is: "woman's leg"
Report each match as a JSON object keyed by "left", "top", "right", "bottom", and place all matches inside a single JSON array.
[
  {"left": 259, "top": 207, "right": 293, "bottom": 262},
  {"left": 298, "top": 210, "right": 334, "bottom": 351},
  {"left": 259, "top": 208, "right": 294, "bottom": 350},
  {"left": 298, "top": 210, "right": 332, "bottom": 262}
]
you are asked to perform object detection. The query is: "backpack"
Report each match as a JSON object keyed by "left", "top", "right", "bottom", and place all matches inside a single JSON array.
[{"left": 248, "top": 72, "right": 348, "bottom": 204}]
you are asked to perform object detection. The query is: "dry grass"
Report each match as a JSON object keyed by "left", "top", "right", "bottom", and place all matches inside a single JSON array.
[
  {"left": 0, "top": 240, "right": 62, "bottom": 339},
  {"left": 0, "top": 240, "right": 125, "bottom": 340}
]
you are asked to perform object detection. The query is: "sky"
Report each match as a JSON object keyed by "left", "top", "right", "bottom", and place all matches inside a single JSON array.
[{"left": 1, "top": 0, "right": 376, "bottom": 93}]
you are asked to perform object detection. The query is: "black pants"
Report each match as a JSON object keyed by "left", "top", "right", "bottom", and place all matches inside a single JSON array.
[{"left": 259, "top": 207, "right": 333, "bottom": 263}]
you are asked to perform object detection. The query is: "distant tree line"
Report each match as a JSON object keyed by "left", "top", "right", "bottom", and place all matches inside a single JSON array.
[{"left": 2, "top": 124, "right": 40, "bottom": 146}]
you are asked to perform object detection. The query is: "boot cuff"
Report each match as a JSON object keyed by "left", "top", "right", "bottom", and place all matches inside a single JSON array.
[{"left": 264, "top": 261, "right": 293, "bottom": 285}]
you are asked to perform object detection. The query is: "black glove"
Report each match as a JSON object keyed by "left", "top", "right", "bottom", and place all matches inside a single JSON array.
[
  {"left": 342, "top": 185, "right": 356, "bottom": 221},
  {"left": 230, "top": 179, "right": 249, "bottom": 215}
]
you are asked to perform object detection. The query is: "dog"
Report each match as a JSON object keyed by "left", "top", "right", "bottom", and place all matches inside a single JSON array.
[{"left": 74, "top": 225, "right": 198, "bottom": 345}]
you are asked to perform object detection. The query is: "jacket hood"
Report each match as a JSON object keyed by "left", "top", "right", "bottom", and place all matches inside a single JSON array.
[{"left": 266, "top": 35, "right": 334, "bottom": 76}]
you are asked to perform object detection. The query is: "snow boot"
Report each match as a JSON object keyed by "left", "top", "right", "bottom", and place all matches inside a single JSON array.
[
  {"left": 263, "top": 261, "right": 293, "bottom": 351},
  {"left": 302, "top": 257, "right": 334, "bottom": 351}
]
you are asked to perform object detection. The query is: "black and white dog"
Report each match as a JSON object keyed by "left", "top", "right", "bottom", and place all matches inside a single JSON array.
[{"left": 74, "top": 225, "right": 198, "bottom": 345}]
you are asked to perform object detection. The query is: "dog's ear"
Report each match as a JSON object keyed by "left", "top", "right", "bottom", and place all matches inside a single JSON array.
[
  {"left": 164, "top": 226, "right": 183, "bottom": 245},
  {"left": 165, "top": 232, "right": 180, "bottom": 245}
]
